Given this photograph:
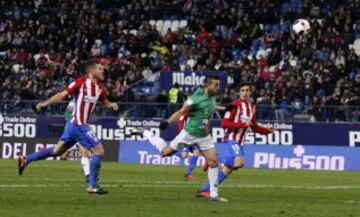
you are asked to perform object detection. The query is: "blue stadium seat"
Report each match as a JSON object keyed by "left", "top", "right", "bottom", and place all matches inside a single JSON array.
[
  {"left": 317, "top": 51, "right": 325, "bottom": 60},
  {"left": 178, "top": 57, "right": 187, "bottom": 65},
  {"left": 221, "top": 27, "right": 229, "bottom": 39},
  {"left": 281, "top": 23, "right": 290, "bottom": 33},
  {"left": 241, "top": 50, "right": 250, "bottom": 58},
  {"left": 272, "top": 24, "right": 280, "bottom": 32},
  {"left": 316, "top": 89, "right": 326, "bottom": 97},
  {"left": 231, "top": 49, "right": 242, "bottom": 61},
  {"left": 250, "top": 48, "right": 258, "bottom": 56},
  {"left": 281, "top": 3, "right": 290, "bottom": 16},
  {"left": 291, "top": 0, "right": 301, "bottom": 11},
  {"left": 264, "top": 24, "right": 272, "bottom": 34},
  {"left": 251, "top": 39, "right": 261, "bottom": 51},
  {"left": 320, "top": 6, "right": 330, "bottom": 16}
]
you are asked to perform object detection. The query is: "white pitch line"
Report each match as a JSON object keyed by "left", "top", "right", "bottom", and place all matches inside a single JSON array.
[
  {"left": 0, "top": 177, "right": 189, "bottom": 184},
  {"left": 0, "top": 183, "right": 360, "bottom": 190},
  {"left": 343, "top": 200, "right": 360, "bottom": 203},
  {"left": 6, "top": 178, "right": 360, "bottom": 189},
  {"left": 0, "top": 184, "right": 72, "bottom": 188}
]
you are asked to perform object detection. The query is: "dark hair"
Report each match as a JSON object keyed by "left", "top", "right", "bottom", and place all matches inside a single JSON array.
[
  {"left": 239, "top": 82, "right": 251, "bottom": 89},
  {"left": 205, "top": 75, "right": 220, "bottom": 85},
  {"left": 85, "top": 59, "right": 101, "bottom": 73}
]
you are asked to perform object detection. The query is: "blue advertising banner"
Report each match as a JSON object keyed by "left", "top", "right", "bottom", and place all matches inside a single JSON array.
[
  {"left": 162, "top": 122, "right": 360, "bottom": 147},
  {"left": 285, "top": 122, "right": 360, "bottom": 147},
  {"left": 119, "top": 141, "right": 360, "bottom": 171},
  {"left": 0, "top": 113, "right": 359, "bottom": 147},
  {"left": 159, "top": 70, "right": 228, "bottom": 92}
]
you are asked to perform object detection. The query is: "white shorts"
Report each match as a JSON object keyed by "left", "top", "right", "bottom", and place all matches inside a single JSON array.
[{"left": 170, "top": 130, "right": 215, "bottom": 151}]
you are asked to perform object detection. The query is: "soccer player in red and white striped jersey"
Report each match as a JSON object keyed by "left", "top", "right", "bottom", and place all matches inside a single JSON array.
[
  {"left": 197, "top": 82, "right": 274, "bottom": 197},
  {"left": 18, "top": 60, "right": 118, "bottom": 194},
  {"left": 66, "top": 74, "right": 109, "bottom": 125}
]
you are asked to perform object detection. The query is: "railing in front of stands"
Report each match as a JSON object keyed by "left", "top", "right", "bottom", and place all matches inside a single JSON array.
[{"left": 0, "top": 100, "right": 359, "bottom": 122}]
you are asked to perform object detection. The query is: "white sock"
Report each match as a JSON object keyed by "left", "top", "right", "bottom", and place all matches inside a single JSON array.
[
  {"left": 81, "top": 156, "right": 90, "bottom": 176},
  {"left": 208, "top": 167, "right": 219, "bottom": 198},
  {"left": 143, "top": 130, "right": 167, "bottom": 152}
]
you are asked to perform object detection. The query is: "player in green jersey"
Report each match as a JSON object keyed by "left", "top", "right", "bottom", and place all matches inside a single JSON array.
[{"left": 130, "top": 75, "right": 227, "bottom": 202}]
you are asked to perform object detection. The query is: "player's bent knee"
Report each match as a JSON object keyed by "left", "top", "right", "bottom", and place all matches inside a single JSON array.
[
  {"left": 161, "top": 147, "right": 176, "bottom": 157},
  {"left": 82, "top": 150, "right": 90, "bottom": 157},
  {"left": 92, "top": 145, "right": 105, "bottom": 156},
  {"left": 161, "top": 150, "right": 171, "bottom": 157},
  {"left": 208, "top": 160, "right": 218, "bottom": 168},
  {"left": 54, "top": 147, "right": 66, "bottom": 156},
  {"left": 233, "top": 162, "right": 245, "bottom": 170},
  {"left": 233, "top": 158, "right": 245, "bottom": 170},
  {"left": 97, "top": 149, "right": 105, "bottom": 156},
  {"left": 193, "top": 149, "right": 201, "bottom": 156}
]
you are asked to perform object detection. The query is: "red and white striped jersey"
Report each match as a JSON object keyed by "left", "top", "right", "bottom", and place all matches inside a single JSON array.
[
  {"left": 65, "top": 76, "right": 108, "bottom": 125},
  {"left": 222, "top": 99, "right": 270, "bottom": 145}
]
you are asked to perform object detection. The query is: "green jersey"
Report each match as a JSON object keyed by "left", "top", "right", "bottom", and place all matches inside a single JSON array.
[{"left": 184, "top": 89, "right": 216, "bottom": 138}]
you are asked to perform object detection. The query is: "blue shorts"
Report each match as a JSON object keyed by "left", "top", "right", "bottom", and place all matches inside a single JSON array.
[
  {"left": 223, "top": 140, "right": 244, "bottom": 158},
  {"left": 180, "top": 144, "right": 199, "bottom": 153},
  {"left": 176, "top": 144, "right": 199, "bottom": 159},
  {"left": 60, "top": 121, "right": 100, "bottom": 149}
]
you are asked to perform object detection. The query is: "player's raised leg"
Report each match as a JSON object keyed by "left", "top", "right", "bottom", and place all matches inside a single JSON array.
[
  {"left": 131, "top": 128, "right": 177, "bottom": 156},
  {"left": 18, "top": 140, "right": 72, "bottom": 175}
]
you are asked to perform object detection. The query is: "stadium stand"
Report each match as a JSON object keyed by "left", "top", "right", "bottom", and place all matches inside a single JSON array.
[{"left": 0, "top": 0, "right": 359, "bottom": 122}]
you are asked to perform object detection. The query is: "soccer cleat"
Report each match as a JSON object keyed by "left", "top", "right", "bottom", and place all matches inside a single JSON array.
[
  {"left": 202, "top": 161, "right": 209, "bottom": 172},
  {"left": 209, "top": 196, "right": 228, "bottom": 202},
  {"left": 196, "top": 190, "right": 210, "bottom": 199},
  {"left": 86, "top": 186, "right": 108, "bottom": 195},
  {"left": 18, "top": 155, "right": 27, "bottom": 175},
  {"left": 184, "top": 174, "right": 196, "bottom": 181},
  {"left": 129, "top": 128, "right": 145, "bottom": 136}
]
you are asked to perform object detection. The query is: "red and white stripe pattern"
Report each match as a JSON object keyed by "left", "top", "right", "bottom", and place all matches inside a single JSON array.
[
  {"left": 66, "top": 76, "right": 107, "bottom": 125},
  {"left": 223, "top": 100, "right": 255, "bottom": 145}
]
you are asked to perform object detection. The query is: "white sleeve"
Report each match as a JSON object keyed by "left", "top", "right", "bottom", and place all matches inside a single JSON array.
[{"left": 67, "top": 99, "right": 75, "bottom": 109}]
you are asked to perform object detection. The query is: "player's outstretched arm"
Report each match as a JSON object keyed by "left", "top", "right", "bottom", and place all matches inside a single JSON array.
[
  {"left": 159, "top": 103, "right": 187, "bottom": 130},
  {"left": 102, "top": 99, "right": 119, "bottom": 111},
  {"left": 168, "top": 103, "right": 187, "bottom": 124},
  {"left": 36, "top": 90, "right": 68, "bottom": 112},
  {"left": 250, "top": 113, "right": 274, "bottom": 134},
  {"left": 215, "top": 105, "right": 226, "bottom": 111}
]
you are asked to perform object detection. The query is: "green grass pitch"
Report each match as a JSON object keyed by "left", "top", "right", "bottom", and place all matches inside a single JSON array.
[{"left": 0, "top": 159, "right": 359, "bottom": 217}]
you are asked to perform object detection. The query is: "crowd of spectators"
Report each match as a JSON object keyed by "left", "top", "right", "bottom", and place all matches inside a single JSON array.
[{"left": 0, "top": 0, "right": 359, "bottom": 121}]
